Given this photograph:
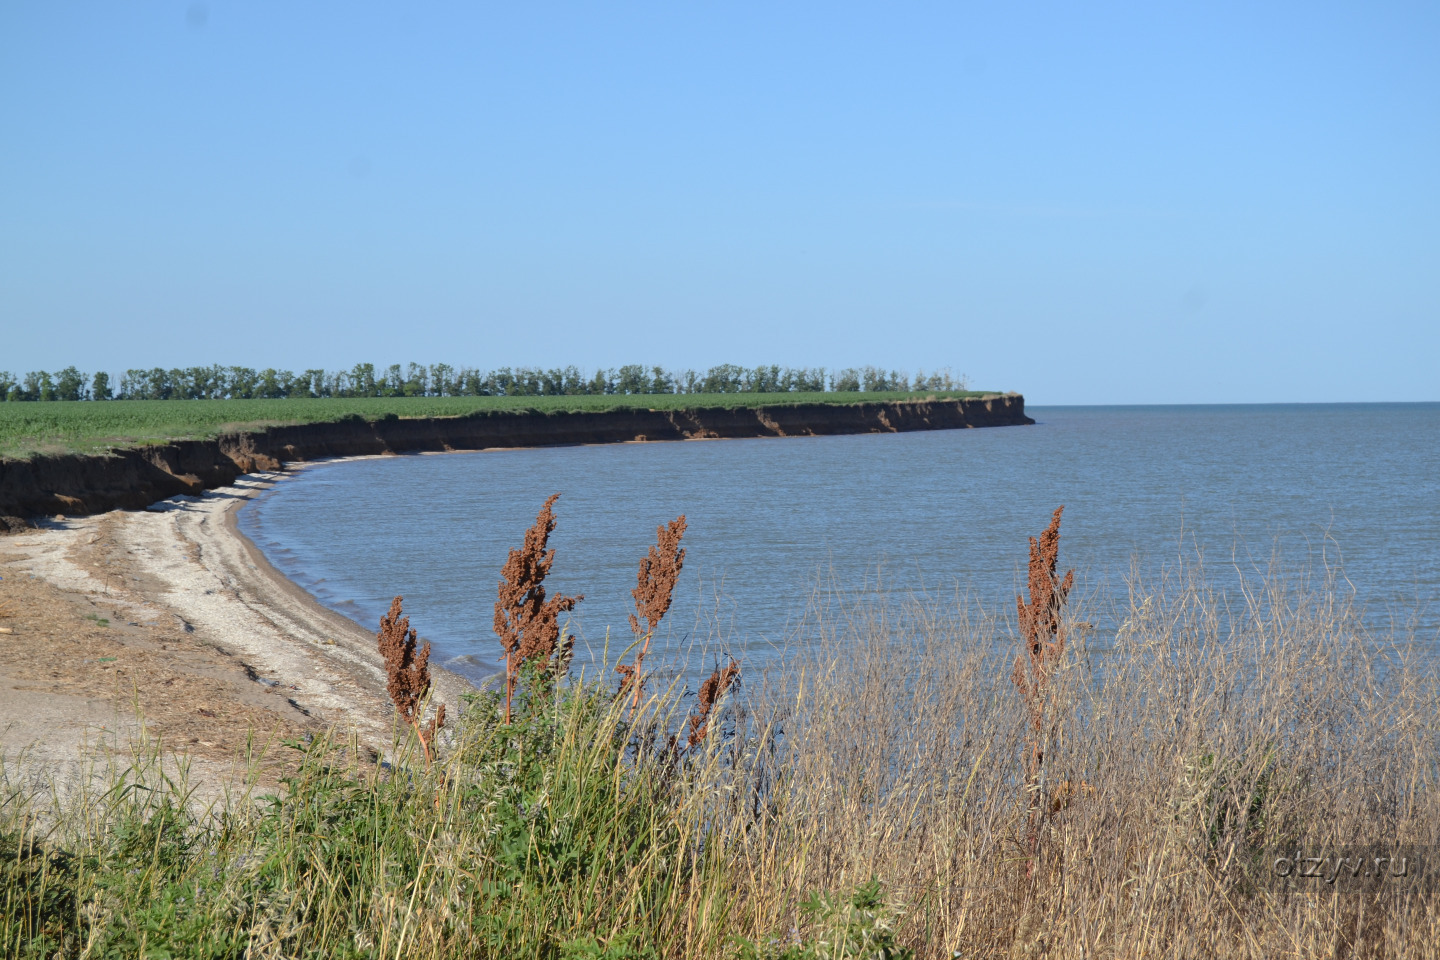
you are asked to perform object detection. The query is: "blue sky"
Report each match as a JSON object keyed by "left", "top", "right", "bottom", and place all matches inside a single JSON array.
[{"left": 2, "top": 2, "right": 1436, "bottom": 403}]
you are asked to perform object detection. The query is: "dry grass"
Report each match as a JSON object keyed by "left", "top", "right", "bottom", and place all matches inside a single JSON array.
[
  {"left": 492, "top": 493, "right": 583, "bottom": 721},
  {"left": 376, "top": 596, "right": 445, "bottom": 766},
  {"left": 686, "top": 657, "right": 740, "bottom": 748},
  {"left": 3, "top": 515, "right": 1436, "bottom": 957},
  {"left": 712, "top": 555, "right": 1440, "bottom": 957},
  {"left": 618, "top": 514, "right": 687, "bottom": 713},
  {"left": 1011, "top": 505, "right": 1077, "bottom": 881}
]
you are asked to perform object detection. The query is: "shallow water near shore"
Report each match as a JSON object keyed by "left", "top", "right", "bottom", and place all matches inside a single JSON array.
[{"left": 237, "top": 403, "right": 1440, "bottom": 683}]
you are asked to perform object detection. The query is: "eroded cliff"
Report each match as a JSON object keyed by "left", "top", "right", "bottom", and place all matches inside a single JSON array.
[{"left": 0, "top": 395, "right": 1032, "bottom": 519}]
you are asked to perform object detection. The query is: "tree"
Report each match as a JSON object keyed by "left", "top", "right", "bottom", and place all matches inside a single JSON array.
[
  {"left": 702, "top": 364, "right": 744, "bottom": 393},
  {"left": 588, "top": 368, "right": 614, "bottom": 394},
  {"left": 615, "top": 365, "right": 647, "bottom": 395},
  {"left": 403, "top": 362, "right": 428, "bottom": 397},
  {"left": 350, "top": 363, "right": 378, "bottom": 397},
  {"left": 428, "top": 363, "right": 454, "bottom": 397},
  {"left": 54, "top": 366, "right": 87, "bottom": 401},
  {"left": 257, "top": 368, "right": 282, "bottom": 399},
  {"left": 302, "top": 369, "right": 327, "bottom": 398},
  {"left": 21, "top": 371, "right": 56, "bottom": 401},
  {"left": 649, "top": 366, "right": 675, "bottom": 394}
]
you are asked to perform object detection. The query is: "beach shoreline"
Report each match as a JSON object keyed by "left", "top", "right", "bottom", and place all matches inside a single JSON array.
[{"left": 0, "top": 471, "right": 470, "bottom": 792}]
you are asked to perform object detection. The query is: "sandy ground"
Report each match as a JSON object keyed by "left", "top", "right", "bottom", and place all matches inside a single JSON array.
[{"left": 0, "top": 471, "right": 468, "bottom": 799}]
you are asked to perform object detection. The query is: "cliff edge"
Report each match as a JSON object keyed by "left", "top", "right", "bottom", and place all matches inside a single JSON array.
[{"left": 0, "top": 395, "right": 1032, "bottom": 520}]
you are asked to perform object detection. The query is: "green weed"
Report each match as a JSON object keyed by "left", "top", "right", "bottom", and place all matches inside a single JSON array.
[{"left": 733, "top": 880, "right": 915, "bottom": 960}]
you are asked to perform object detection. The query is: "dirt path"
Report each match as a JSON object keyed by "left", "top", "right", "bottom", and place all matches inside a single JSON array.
[{"left": 0, "top": 472, "right": 468, "bottom": 797}]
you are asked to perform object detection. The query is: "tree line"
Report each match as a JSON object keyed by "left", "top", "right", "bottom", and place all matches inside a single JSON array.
[{"left": 0, "top": 364, "right": 968, "bottom": 401}]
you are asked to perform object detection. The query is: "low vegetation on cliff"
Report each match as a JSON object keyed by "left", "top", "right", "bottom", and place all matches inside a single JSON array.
[
  {"left": 0, "top": 390, "right": 1000, "bottom": 460},
  {"left": 5, "top": 507, "right": 1432, "bottom": 958}
]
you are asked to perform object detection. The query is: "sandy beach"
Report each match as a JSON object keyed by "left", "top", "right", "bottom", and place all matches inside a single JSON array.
[{"left": 0, "top": 469, "right": 469, "bottom": 793}]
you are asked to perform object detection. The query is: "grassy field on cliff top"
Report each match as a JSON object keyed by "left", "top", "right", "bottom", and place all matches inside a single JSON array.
[{"left": 0, "top": 390, "right": 998, "bottom": 459}]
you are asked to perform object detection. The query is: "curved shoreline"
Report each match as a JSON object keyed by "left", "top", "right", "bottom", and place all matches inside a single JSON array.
[
  {"left": 1, "top": 395, "right": 1031, "bottom": 519},
  {"left": 232, "top": 458, "right": 503, "bottom": 684},
  {"left": 221, "top": 478, "right": 480, "bottom": 701},
  {"left": 0, "top": 476, "right": 470, "bottom": 781},
  {"left": 1, "top": 396, "right": 1031, "bottom": 778}
]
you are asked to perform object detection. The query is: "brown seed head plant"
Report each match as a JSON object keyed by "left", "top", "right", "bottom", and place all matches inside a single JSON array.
[
  {"left": 617, "top": 515, "right": 687, "bottom": 715},
  {"left": 377, "top": 596, "right": 445, "bottom": 767},
  {"left": 1011, "top": 505, "right": 1075, "bottom": 880},
  {"left": 494, "top": 493, "right": 583, "bottom": 722},
  {"left": 686, "top": 657, "right": 740, "bottom": 748}
]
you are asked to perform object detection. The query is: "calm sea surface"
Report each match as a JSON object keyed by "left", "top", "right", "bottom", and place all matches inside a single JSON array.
[{"left": 238, "top": 404, "right": 1440, "bottom": 683}]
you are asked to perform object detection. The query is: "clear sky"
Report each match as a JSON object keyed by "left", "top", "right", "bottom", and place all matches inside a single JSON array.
[{"left": 2, "top": 2, "right": 1436, "bottom": 403}]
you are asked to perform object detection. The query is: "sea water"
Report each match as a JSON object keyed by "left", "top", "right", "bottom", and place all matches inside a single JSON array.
[{"left": 237, "top": 404, "right": 1440, "bottom": 683}]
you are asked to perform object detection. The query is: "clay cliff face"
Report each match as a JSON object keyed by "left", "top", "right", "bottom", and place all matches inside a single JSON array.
[{"left": 0, "top": 396, "right": 1032, "bottom": 520}]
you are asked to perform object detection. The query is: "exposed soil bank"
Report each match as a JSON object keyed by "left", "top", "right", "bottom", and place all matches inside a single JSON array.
[{"left": 0, "top": 395, "right": 1030, "bottom": 519}]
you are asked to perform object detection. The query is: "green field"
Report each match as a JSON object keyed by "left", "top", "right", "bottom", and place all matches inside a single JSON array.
[{"left": 0, "top": 391, "right": 996, "bottom": 459}]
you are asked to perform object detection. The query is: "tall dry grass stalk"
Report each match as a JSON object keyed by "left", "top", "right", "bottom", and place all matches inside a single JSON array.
[
  {"left": 710, "top": 553, "right": 1440, "bottom": 957},
  {"left": 1012, "top": 506, "right": 1076, "bottom": 880},
  {"left": 377, "top": 595, "right": 444, "bottom": 766},
  {"left": 618, "top": 514, "right": 687, "bottom": 714},
  {"left": 493, "top": 493, "right": 582, "bottom": 722},
  {"left": 687, "top": 657, "right": 740, "bottom": 748}
]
